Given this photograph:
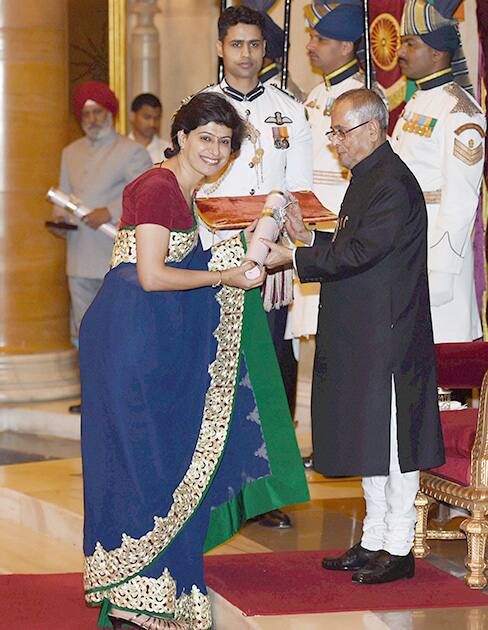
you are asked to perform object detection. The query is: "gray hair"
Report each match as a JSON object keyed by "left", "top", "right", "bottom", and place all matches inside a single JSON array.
[{"left": 334, "top": 88, "right": 389, "bottom": 132}]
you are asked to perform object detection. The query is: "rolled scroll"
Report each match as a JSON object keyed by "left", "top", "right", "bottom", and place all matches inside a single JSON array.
[
  {"left": 46, "top": 187, "right": 117, "bottom": 239},
  {"left": 244, "top": 190, "right": 288, "bottom": 279}
]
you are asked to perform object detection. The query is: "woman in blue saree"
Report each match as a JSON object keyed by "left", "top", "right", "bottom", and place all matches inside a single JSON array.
[{"left": 80, "top": 93, "right": 309, "bottom": 630}]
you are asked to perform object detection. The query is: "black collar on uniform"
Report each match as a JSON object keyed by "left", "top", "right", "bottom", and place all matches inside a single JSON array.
[
  {"left": 220, "top": 78, "right": 265, "bottom": 102},
  {"left": 416, "top": 67, "right": 454, "bottom": 91},
  {"left": 259, "top": 62, "right": 280, "bottom": 84},
  {"left": 351, "top": 141, "right": 392, "bottom": 179},
  {"left": 323, "top": 59, "right": 360, "bottom": 89}
]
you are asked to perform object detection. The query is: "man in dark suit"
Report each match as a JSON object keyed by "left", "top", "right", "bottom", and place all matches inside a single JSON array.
[{"left": 262, "top": 88, "right": 445, "bottom": 584}]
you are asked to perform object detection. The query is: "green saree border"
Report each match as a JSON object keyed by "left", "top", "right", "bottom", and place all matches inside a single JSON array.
[{"left": 204, "top": 288, "right": 310, "bottom": 552}]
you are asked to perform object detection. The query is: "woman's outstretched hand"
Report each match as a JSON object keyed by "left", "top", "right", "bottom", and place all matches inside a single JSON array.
[{"left": 222, "top": 261, "right": 266, "bottom": 289}]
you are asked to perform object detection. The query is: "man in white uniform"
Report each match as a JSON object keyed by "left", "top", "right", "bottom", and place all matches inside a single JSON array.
[
  {"left": 199, "top": 5, "right": 313, "bottom": 528},
  {"left": 391, "top": 0, "right": 485, "bottom": 343},
  {"left": 129, "top": 93, "right": 171, "bottom": 164}
]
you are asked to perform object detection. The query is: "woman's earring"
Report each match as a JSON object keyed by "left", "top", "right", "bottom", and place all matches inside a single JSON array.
[{"left": 177, "top": 132, "right": 186, "bottom": 152}]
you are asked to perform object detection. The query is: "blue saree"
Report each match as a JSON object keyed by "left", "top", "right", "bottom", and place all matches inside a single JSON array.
[{"left": 80, "top": 226, "right": 309, "bottom": 629}]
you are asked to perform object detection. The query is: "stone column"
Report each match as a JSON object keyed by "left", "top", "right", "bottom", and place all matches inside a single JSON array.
[
  {"left": 0, "top": 0, "right": 79, "bottom": 402},
  {"left": 129, "top": 0, "right": 161, "bottom": 101}
]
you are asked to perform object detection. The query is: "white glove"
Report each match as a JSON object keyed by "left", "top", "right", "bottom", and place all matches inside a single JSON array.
[{"left": 429, "top": 271, "right": 455, "bottom": 307}]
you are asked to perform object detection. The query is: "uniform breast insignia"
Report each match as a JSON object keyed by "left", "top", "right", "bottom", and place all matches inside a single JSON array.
[
  {"left": 445, "top": 83, "right": 482, "bottom": 116},
  {"left": 323, "top": 96, "right": 336, "bottom": 117},
  {"left": 453, "top": 123, "right": 485, "bottom": 166},
  {"left": 272, "top": 126, "right": 290, "bottom": 149},
  {"left": 264, "top": 111, "right": 292, "bottom": 125},
  {"left": 332, "top": 215, "right": 349, "bottom": 242},
  {"left": 401, "top": 111, "right": 438, "bottom": 137}
]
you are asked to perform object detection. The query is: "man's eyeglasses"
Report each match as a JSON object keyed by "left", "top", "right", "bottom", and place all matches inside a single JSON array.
[{"left": 325, "top": 119, "right": 371, "bottom": 142}]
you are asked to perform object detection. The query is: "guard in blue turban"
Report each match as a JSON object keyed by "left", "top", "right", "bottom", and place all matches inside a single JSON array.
[
  {"left": 304, "top": 1, "right": 364, "bottom": 43},
  {"left": 400, "top": 0, "right": 471, "bottom": 92}
]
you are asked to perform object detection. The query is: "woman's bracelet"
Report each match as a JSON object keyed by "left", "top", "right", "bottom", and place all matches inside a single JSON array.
[{"left": 211, "top": 271, "right": 222, "bottom": 288}]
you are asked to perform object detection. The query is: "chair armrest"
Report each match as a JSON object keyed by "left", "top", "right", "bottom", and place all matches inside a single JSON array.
[{"left": 471, "top": 369, "right": 488, "bottom": 488}]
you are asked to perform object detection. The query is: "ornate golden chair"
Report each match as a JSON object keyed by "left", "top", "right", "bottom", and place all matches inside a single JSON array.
[{"left": 414, "top": 342, "right": 488, "bottom": 589}]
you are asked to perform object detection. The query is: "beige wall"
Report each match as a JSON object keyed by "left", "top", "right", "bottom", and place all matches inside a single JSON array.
[{"left": 154, "top": 0, "right": 220, "bottom": 140}]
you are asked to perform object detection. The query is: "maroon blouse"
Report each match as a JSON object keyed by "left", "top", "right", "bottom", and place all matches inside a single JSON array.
[{"left": 120, "top": 168, "right": 195, "bottom": 231}]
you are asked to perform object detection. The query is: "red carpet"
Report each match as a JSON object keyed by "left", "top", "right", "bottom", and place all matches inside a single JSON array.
[
  {"left": 0, "top": 572, "right": 97, "bottom": 629},
  {"left": 1, "top": 554, "right": 487, "bottom": 628},
  {"left": 204, "top": 550, "right": 488, "bottom": 616}
]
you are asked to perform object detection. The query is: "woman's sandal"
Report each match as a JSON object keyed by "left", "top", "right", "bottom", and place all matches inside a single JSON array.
[{"left": 108, "top": 609, "right": 189, "bottom": 630}]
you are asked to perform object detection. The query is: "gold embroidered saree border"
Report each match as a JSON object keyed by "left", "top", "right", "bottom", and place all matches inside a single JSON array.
[
  {"left": 111, "top": 227, "right": 198, "bottom": 268},
  {"left": 84, "top": 235, "right": 245, "bottom": 596},
  {"left": 86, "top": 568, "right": 212, "bottom": 630}
]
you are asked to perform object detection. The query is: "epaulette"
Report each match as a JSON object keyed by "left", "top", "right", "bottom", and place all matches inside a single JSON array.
[
  {"left": 196, "top": 83, "right": 217, "bottom": 94},
  {"left": 444, "top": 83, "right": 482, "bottom": 117},
  {"left": 269, "top": 83, "right": 302, "bottom": 104}
]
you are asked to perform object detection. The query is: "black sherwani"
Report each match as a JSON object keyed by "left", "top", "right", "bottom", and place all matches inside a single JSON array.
[{"left": 296, "top": 142, "right": 445, "bottom": 477}]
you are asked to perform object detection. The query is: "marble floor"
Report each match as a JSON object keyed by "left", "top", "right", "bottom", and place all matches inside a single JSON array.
[{"left": 0, "top": 401, "right": 488, "bottom": 628}]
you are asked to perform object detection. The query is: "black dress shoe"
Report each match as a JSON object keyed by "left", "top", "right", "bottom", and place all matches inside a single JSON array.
[
  {"left": 302, "top": 453, "right": 314, "bottom": 470},
  {"left": 322, "top": 543, "right": 380, "bottom": 571},
  {"left": 255, "top": 509, "right": 292, "bottom": 529},
  {"left": 69, "top": 404, "right": 81, "bottom": 414},
  {"left": 352, "top": 550, "right": 415, "bottom": 584}
]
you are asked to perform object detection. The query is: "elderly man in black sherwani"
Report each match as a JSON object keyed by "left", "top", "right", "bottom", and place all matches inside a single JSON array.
[{"left": 263, "top": 88, "right": 445, "bottom": 585}]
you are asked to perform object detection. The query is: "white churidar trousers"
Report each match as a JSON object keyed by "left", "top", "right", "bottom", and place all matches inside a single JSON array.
[{"left": 361, "top": 376, "right": 420, "bottom": 556}]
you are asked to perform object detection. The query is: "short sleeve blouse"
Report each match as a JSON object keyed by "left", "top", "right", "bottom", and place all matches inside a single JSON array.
[{"left": 120, "top": 167, "right": 195, "bottom": 231}]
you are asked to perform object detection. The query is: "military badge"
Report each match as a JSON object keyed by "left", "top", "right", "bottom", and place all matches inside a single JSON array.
[
  {"left": 402, "top": 111, "right": 438, "bottom": 137},
  {"left": 264, "top": 111, "right": 292, "bottom": 125},
  {"left": 453, "top": 123, "right": 485, "bottom": 166},
  {"left": 272, "top": 126, "right": 290, "bottom": 149},
  {"left": 323, "top": 96, "right": 336, "bottom": 117}
]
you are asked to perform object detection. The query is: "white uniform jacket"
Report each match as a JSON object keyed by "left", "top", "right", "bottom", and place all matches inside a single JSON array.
[
  {"left": 197, "top": 79, "right": 312, "bottom": 249},
  {"left": 391, "top": 72, "right": 485, "bottom": 342}
]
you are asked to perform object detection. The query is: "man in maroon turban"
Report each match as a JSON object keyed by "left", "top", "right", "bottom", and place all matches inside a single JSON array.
[
  {"left": 49, "top": 81, "right": 152, "bottom": 412},
  {"left": 72, "top": 80, "right": 119, "bottom": 122}
]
